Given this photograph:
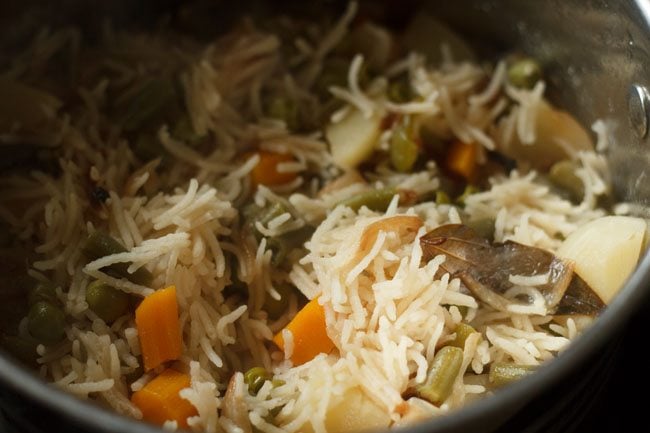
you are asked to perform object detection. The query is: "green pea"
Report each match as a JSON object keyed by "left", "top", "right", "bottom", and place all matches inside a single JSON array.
[
  {"left": 82, "top": 231, "right": 153, "bottom": 286},
  {"left": 244, "top": 367, "right": 272, "bottom": 395},
  {"left": 28, "top": 282, "right": 58, "bottom": 307},
  {"left": 390, "top": 126, "right": 419, "bottom": 173},
  {"left": 85, "top": 280, "right": 130, "bottom": 323},
  {"left": 507, "top": 58, "right": 542, "bottom": 90},
  {"left": 27, "top": 301, "right": 66, "bottom": 344},
  {"left": 264, "top": 284, "right": 294, "bottom": 320},
  {"left": 448, "top": 323, "right": 477, "bottom": 349},
  {"left": 336, "top": 188, "right": 398, "bottom": 212},
  {"left": 1, "top": 334, "right": 39, "bottom": 366}
]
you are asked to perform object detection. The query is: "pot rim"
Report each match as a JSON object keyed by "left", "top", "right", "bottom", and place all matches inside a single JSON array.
[{"left": 2, "top": 1, "right": 650, "bottom": 432}]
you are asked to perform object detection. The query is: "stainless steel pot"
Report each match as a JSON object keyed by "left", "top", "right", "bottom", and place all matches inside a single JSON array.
[{"left": 1, "top": 1, "right": 650, "bottom": 432}]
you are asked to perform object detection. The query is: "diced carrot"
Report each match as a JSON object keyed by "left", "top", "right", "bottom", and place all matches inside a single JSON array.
[
  {"left": 135, "top": 286, "right": 182, "bottom": 371},
  {"left": 446, "top": 140, "right": 478, "bottom": 181},
  {"left": 248, "top": 151, "right": 297, "bottom": 187},
  {"left": 273, "top": 297, "right": 335, "bottom": 365},
  {"left": 131, "top": 368, "right": 197, "bottom": 428}
]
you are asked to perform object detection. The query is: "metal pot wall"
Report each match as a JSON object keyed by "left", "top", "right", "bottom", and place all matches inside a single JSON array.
[{"left": 1, "top": 0, "right": 650, "bottom": 432}]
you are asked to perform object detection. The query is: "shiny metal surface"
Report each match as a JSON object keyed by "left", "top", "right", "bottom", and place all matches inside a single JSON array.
[
  {"left": 1, "top": 1, "right": 650, "bottom": 433},
  {"left": 628, "top": 84, "right": 650, "bottom": 139}
]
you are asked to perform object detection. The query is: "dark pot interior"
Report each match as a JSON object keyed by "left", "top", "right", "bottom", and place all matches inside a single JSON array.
[{"left": 1, "top": 1, "right": 650, "bottom": 432}]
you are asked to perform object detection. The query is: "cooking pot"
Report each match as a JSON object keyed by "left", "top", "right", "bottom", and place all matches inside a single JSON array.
[{"left": 1, "top": 0, "right": 650, "bottom": 432}]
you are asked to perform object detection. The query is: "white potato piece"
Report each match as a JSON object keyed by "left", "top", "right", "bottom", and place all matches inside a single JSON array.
[
  {"left": 326, "top": 108, "right": 382, "bottom": 170},
  {"left": 502, "top": 100, "right": 593, "bottom": 170},
  {"left": 557, "top": 216, "right": 647, "bottom": 303},
  {"left": 324, "top": 387, "right": 391, "bottom": 433}
]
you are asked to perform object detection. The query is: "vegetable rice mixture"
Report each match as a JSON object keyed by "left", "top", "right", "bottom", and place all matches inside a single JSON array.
[{"left": 0, "top": 2, "right": 647, "bottom": 432}]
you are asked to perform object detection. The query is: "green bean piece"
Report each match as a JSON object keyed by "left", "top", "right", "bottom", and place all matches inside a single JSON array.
[
  {"left": 28, "top": 282, "right": 58, "bottom": 307},
  {"left": 507, "top": 58, "right": 542, "bottom": 90},
  {"left": 465, "top": 217, "right": 496, "bottom": 241},
  {"left": 260, "top": 202, "right": 291, "bottom": 227},
  {"left": 264, "top": 284, "right": 294, "bottom": 320},
  {"left": 489, "top": 363, "right": 536, "bottom": 387},
  {"left": 27, "top": 301, "right": 66, "bottom": 344},
  {"left": 82, "top": 231, "right": 153, "bottom": 286},
  {"left": 244, "top": 367, "right": 272, "bottom": 395},
  {"left": 266, "top": 237, "right": 288, "bottom": 267},
  {"left": 119, "top": 78, "right": 176, "bottom": 131},
  {"left": 245, "top": 202, "right": 290, "bottom": 239},
  {"left": 549, "top": 160, "right": 584, "bottom": 202},
  {"left": 435, "top": 191, "right": 451, "bottom": 205},
  {"left": 1, "top": 335, "right": 39, "bottom": 366},
  {"left": 336, "top": 188, "right": 398, "bottom": 212},
  {"left": 448, "top": 323, "right": 477, "bottom": 349},
  {"left": 85, "top": 280, "right": 130, "bottom": 323},
  {"left": 456, "top": 185, "right": 479, "bottom": 206},
  {"left": 416, "top": 346, "right": 463, "bottom": 405},
  {"left": 390, "top": 126, "right": 419, "bottom": 173},
  {"left": 267, "top": 96, "right": 300, "bottom": 131}
]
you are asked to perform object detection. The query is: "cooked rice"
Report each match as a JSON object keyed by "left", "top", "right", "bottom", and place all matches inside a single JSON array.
[{"left": 0, "top": 2, "right": 618, "bottom": 432}]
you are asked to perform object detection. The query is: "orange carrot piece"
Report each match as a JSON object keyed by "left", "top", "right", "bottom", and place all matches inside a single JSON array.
[
  {"left": 249, "top": 151, "right": 297, "bottom": 187},
  {"left": 131, "top": 368, "right": 197, "bottom": 428},
  {"left": 135, "top": 286, "right": 182, "bottom": 371},
  {"left": 446, "top": 140, "right": 478, "bottom": 181},
  {"left": 273, "top": 298, "right": 335, "bottom": 365}
]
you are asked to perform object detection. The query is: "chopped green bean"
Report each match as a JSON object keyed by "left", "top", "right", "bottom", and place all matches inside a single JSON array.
[
  {"left": 82, "top": 231, "right": 153, "bottom": 286},
  {"left": 27, "top": 301, "right": 66, "bottom": 344},
  {"left": 489, "top": 363, "right": 536, "bottom": 387},
  {"left": 86, "top": 280, "right": 130, "bottom": 323},
  {"left": 415, "top": 346, "right": 463, "bottom": 405},
  {"left": 507, "top": 58, "right": 542, "bottom": 90},
  {"left": 336, "top": 188, "right": 398, "bottom": 212},
  {"left": 448, "top": 323, "right": 477, "bottom": 349},
  {"left": 28, "top": 282, "right": 58, "bottom": 307},
  {"left": 390, "top": 125, "right": 419, "bottom": 173},
  {"left": 549, "top": 160, "right": 584, "bottom": 202},
  {"left": 263, "top": 284, "right": 294, "bottom": 320},
  {"left": 244, "top": 367, "right": 272, "bottom": 395}
]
